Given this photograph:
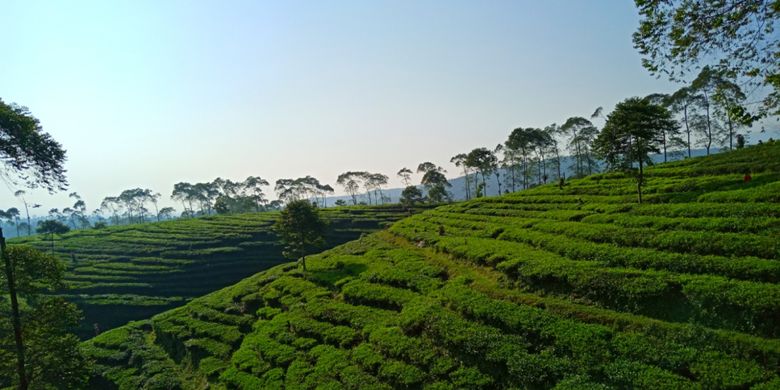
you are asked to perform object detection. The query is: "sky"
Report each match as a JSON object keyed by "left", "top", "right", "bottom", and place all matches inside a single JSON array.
[{"left": 0, "top": 0, "right": 725, "bottom": 215}]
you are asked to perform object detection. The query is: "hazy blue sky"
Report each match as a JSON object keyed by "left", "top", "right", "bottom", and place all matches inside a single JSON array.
[{"left": 2, "top": 0, "right": 685, "bottom": 213}]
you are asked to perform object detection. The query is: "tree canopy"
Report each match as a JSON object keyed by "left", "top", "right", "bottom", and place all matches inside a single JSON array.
[
  {"left": 594, "top": 97, "right": 678, "bottom": 202},
  {"left": 0, "top": 100, "right": 67, "bottom": 192},
  {"left": 274, "top": 200, "right": 326, "bottom": 266},
  {"left": 633, "top": 0, "right": 779, "bottom": 116}
]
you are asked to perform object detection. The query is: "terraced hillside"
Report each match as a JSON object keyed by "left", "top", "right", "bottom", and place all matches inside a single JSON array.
[
  {"left": 85, "top": 142, "right": 780, "bottom": 389},
  {"left": 10, "top": 206, "right": 413, "bottom": 338}
]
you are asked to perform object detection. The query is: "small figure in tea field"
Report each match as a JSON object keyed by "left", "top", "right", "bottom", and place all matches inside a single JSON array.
[{"left": 744, "top": 171, "right": 752, "bottom": 183}]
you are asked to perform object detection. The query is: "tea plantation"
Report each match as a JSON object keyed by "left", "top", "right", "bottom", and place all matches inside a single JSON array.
[
  {"left": 84, "top": 142, "right": 780, "bottom": 389},
  {"left": 11, "top": 206, "right": 413, "bottom": 338}
]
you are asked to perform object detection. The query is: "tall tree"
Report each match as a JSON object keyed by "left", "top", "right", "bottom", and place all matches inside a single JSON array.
[
  {"left": 450, "top": 153, "right": 473, "bottom": 200},
  {"left": 643, "top": 93, "right": 686, "bottom": 162},
  {"left": 336, "top": 172, "right": 368, "bottom": 205},
  {"left": 633, "top": 0, "right": 779, "bottom": 116},
  {"left": 465, "top": 148, "right": 497, "bottom": 197},
  {"left": 274, "top": 200, "right": 326, "bottom": 274},
  {"left": 14, "top": 191, "right": 39, "bottom": 236},
  {"left": 543, "top": 124, "right": 564, "bottom": 181},
  {"left": 668, "top": 86, "right": 703, "bottom": 158},
  {"left": 561, "top": 117, "right": 599, "bottom": 177},
  {"left": 397, "top": 168, "right": 413, "bottom": 187},
  {"left": 243, "top": 176, "right": 270, "bottom": 211},
  {"left": 171, "top": 182, "right": 196, "bottom": 217},
  {"left": 505, "top": 128, "right": 536, "bottom": 189},
  {"left": 100, "top": 196, "right": 122, "bottom": 225},
  {"left": 594, "top": 97, "right": 678, "bottom": 203},
  {"left": 420, "top": 169, "right": 451, "bottom": 203},
  {"left": 493, "top": 144, "right": 504, "bottom": 194},
  {"left": 367, "top": 173, "right": 389, "bottom": 205}
]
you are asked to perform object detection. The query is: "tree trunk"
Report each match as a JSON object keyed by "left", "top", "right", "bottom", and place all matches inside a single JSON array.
[
  {"left": 462, "top": 169, "right": 471, "bottom": 200},
  {"left": 637, "top": 158, "right": 644, "bottom": 204},
  {"left": 704, "top": 94, "right": 712, "bottom": 155},
  {"left": 684, "top": 105, "right": 691, "bottom": 158},
  {"left": 1, "top": 229, "right": 29, "bottom": 390},
  {"left": 24, "top": 204, "right": 31, "bottom": 236},
  {"left": 728, "top": 116, "right": 734, "bottom": 150},
  {"left": 662, "top": 130, "right": 668, "bottom": 163}
]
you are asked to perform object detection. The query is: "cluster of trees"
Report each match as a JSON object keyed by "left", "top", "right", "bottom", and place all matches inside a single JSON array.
[
  {"left": 335, "top": 171, "right": 390, "bottom": 206},
  {"left": 275, "top": 176, "right": 334, "bottom": 207},
  {"left": 449, "top": 119, "right": 592, "bottom": 200},
  {"left": 170, "top": 176, "right": 276, "bottom": 217}
]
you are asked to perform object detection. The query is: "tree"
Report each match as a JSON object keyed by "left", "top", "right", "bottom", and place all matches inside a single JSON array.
[
  {"left": 5, "top": 208, "right": 20, "bottom": 237},
  {"left": 633, "top": 0, "right": 779, "bottom": 116},
  {"left": 0, "top": 99, "right": 69, "bottom": 390},
  {"left": 243, "top": 176, "right": 270, "bottom": 211},
  {"left": 0, "top": 244, "right": 89, "bottom": 388},
  {"left": 543, "top": 124, "right": 564, "bottom": 181},
  {"left": 100, "top": 196, "right": 123, "bottom": 225},
  {"left": 64, "top": 192, "right": 89, "bottom": 229},
  {"left": 561, "top": 117, "right": 599, "bottom": 177},
  {"left": 14, "top": 191, "right": 40, "bottom": 236},
  {"left": 171, "top": 182, "right": 196, "bottom": 217},
  {"left": 0, "top": 99, "right": 67, "bottom": 192},
  {"left": 158, "top": 207, "right": 176, "bottom": 220},
  {"left": 274, "top": 200, "right": 326, "bottom": 274},
  {"left": 465, "top": 148, "right": 497, "bottom": 196},
  {"left": 399, "top": 186, "right": 423, "bottom": 209},
  {"left": 668, "top": 86, "right": 703, "bottom": 158},
  {"left": 366, "top": 173, "right": 389, "bottom": 205},
  {"left": 417, "top": 162, "right": 451, "bottom": 202},
  {"left": 337, "top": 172, "right": 367, "bottom": 206},
  {"left": 421, "top": 170, "right": 451, "bottom": 203},
  {"left": 493, "top": 144, "right": 504, "bottom": 194},
  {"left": 712, "top": 76, "right": 758, "bottom": 150},
  {"left": 36, "top": 220, "right": 70, "bottom": 250},
  {"left": 643, "top": 93, "right": 686, "bottom": 162},
  {"left": 450, "top": 154, "right": 473, "bottom": 200},
  {"left": 147, "top": 191, "right": 162, "bottom": 222},
  {"left": 397, "top": 168, "right": 413, "bottom": 187},
  {"left": 594, "top": 97, "right": 678, "bottom": 203}
]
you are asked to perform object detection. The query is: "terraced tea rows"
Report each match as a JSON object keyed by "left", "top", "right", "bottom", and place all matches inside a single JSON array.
[
  {"left": 11, "top": 206, "right": 414, "bottom": 338},
  {"left": 84, "top": 143, "right": 780, "bottom": 389}
]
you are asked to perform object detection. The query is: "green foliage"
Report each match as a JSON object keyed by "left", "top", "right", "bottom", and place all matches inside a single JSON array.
[
  {"left": 1, "top": 246, "right": 90, "bottom": 388},
  {"left": 274, "top": 200, "right": 326, "bottom": 261},
  {"left": 84, "top": 144, "right": 780, "bottom": 388},
  {"left": 400, "top": 185, "right": 423, "bottom": 208},
  {"left": 0, "top": 99, "right": 68, "bottom": 191},
  {"left": 7, "top": 205, "right": 412, "bottom": 339}
]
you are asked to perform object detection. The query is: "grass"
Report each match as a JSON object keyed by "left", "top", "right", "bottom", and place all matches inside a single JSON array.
[
  {"left": 9, "top": 205, "right": 416, "bottom": 338},
  {"left": 83, "top": 142, "right": 780, "bottom": 389}
]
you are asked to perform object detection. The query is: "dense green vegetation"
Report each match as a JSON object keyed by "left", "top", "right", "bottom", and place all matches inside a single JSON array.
[
  {"left": 9, "top": 206, "right": 414, "bottom": 338},
  {"left": 84, "top": 142, "right": 780, "bottom": 389}
]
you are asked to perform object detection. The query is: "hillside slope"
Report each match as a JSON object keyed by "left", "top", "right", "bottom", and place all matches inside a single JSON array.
[
  {"left": 85, "top": 142, "right": 780, "bottom": 389},
  {"left": 11, "top": 206, "right": 414, "bottom": 338}
]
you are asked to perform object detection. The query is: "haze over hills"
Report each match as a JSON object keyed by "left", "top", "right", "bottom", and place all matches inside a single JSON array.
[{"left": 83, "top": 143, "right": 780, "bottom": 389}]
